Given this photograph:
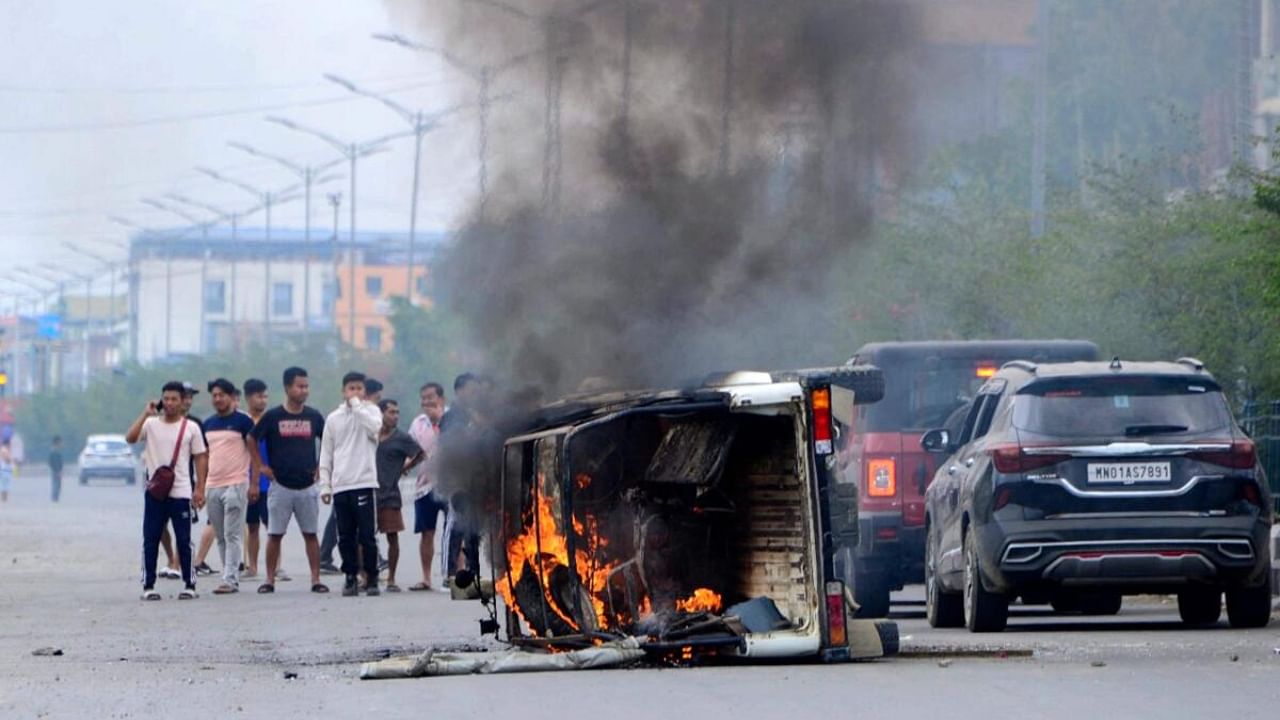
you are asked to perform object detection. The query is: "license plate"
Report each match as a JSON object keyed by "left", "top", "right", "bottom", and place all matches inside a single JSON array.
[{"left": 1087, "top": 462, "right": 1173, "bottom": 484}]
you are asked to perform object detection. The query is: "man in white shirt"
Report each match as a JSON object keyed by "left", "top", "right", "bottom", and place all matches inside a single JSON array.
[
  {"left": 407, "top": 382, "right": 447, "bottom": 591},
  {"left": 126, "top": 381, "right": 209, "bottom": 601},
  {"left": 318, "top": 371, "right": 383, "bottom": 597}
]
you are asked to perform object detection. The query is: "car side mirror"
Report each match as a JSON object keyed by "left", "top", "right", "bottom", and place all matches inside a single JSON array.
[{"left": 921, "top": 429, "right": 951, "bottom": 454}]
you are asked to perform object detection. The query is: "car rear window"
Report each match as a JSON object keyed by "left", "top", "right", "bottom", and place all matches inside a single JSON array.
[
  {"left": 89, "top": 440, "right": 129, "bottom": 453},
  {"left": 1013, "top": 375, "right": 1232, "bottom": 438}
]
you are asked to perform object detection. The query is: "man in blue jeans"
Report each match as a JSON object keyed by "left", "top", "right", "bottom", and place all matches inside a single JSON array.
[{"left": 126, "top": 381, "right": 209, "bottom": 600}]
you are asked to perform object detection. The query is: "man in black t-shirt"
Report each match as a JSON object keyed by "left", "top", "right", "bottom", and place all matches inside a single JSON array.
[{"left": 249, "top": 367, "right": 328, "bottom": 594}]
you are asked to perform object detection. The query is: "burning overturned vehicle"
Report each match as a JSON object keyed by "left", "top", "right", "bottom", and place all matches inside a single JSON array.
[{"left": 485, "top": 365, "right": 895, "bottom": 664}]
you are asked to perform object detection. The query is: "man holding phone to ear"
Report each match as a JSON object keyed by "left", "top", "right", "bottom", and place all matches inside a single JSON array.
[
  {"left": 318, "top": 371, "right": 383, "bottom": 597},
  {"left": 127, "top": 381, "right": 208, "bottom": 601}
]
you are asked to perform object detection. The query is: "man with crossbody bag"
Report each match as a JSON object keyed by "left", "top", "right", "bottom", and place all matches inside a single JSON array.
[{"left": 127, "top": 381, "right": 209, "bottom": 600}]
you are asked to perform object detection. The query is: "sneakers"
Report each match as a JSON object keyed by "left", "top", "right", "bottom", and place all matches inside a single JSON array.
[
  {"left": 178, "top": 586, "right": 198, "bottom": 600},
  {"left": 277, "top": 567, "right": 293, "bottom": 582},
  {"left": 141, "top": 588, "right": 161, "bottom": 601},
  {"left": 212, "top": 583, "right": 238, "bottom": 595},
  {"left": 194, "top": 562, "right": 216, "bottom": 577},
  {"left": 158, "top": 567, "right": 182, "bottom": 580},
  {"left": 366, "top": 583, "right": 381, "bottom": 597},
  {"left": 319, "top": 562, "right": 340, "bottom": 576},
  {"left": 342, "top": 576, "right": 359, "bottom": 597},
  {"left": 378, "top": 558, "right": 389, "bottom": 572}
]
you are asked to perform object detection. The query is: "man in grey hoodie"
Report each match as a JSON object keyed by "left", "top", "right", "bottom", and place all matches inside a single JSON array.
[{"left": 318, "top": 371, "right": 383, "bottom": 597}]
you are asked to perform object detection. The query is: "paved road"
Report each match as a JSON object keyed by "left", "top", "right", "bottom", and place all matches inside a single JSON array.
[{"left": 1, "top": 468, "right": 1278, "bottom": 719}]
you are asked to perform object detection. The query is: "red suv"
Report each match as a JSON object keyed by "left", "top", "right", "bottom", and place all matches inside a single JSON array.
[{"left": 839, "top": 340, "right": 1100, "bottom": 616}]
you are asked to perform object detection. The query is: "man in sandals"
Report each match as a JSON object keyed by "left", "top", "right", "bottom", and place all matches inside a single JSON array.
[
  {"left": 374, "top": 398, "right": 424, "bottom": 592},
  {"left": 250, "top": 367, "right": 328, "bottom": 595},
  {"left": 201, "top": 379, "right": 260, "bottom": 594},
  {"left": 127, "top": 381, "right": 208, "bottom": 601}
]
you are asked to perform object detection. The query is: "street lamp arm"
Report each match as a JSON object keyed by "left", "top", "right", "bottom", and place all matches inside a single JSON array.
[
  {"left": 195, "top": 166, "right": 267, "bottom": 201},
  {"left": 164, "top": 193, "right": 234, "bottom": 221},
  {"left": 265, "top": 116, "right": 351, "bottom": 155},
  {"left": 371, "top": 32, "right": 485, "bottom": 80},
  {"left": 462, "top": 0, "right": 538, "bottom": 22},
  {"left": 141, "top": 197, "right": 205, "bottom": 226},
  {"left": 227, "top": 141, "right": 304, "bottom": 176},
  {"left": 324, "top": 74, "right": 416, "bottom": 125}
]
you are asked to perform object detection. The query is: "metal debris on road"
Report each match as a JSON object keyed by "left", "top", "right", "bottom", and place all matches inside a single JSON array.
[
  {"left": 360, "top": 637, "right": 647, "bottom": 680},
  {"left": 31, "top": 647, "right": 63, "bottom": 656}
]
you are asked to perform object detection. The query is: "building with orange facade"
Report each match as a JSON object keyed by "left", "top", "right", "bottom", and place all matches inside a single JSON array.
[{"left": 333, "top": 262, "right": 431, "bottom": 353}]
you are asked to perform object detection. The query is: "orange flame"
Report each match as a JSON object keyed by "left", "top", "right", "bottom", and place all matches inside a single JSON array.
[{"left": 675, "top": 588, "right": 723, "bottom": 614}]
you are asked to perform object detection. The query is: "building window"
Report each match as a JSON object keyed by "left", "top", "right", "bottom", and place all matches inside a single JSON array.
[
  {"left": 364, "top": 325, "right": 383, "bottom": 352},
  {"left": 415, "top": 276, "right": 429, "bottom": 297},
  {"left": 365, "top": 275, "right": 383, "bottom": 298},
  {"left": 272, "top": 282, "right": 293, "bottom": 317},
  {"left": 204, "top": 280, "right": 226, "bottom": 314}
]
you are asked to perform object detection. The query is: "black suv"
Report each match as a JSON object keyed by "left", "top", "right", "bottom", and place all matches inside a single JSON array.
[{"left": 921, "top": 358, "right": 1273, "bottom": 632}]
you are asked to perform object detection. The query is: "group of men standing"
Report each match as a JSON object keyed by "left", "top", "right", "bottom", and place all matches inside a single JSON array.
[{"left": 130, "top": 366, "right": 475, "bottom": 600}]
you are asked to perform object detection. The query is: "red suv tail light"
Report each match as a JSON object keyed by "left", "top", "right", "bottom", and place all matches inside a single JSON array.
[
  {"left": 1189, "top": 440, "right": 1257, "bottom": 470},
  {"left": 989, "top": 445, "right": 1069, "bottom": 474}
]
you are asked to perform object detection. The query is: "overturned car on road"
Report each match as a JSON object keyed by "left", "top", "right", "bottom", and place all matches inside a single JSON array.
[{"left": 490, "top": 366, "right": 896, "bottom": 663}]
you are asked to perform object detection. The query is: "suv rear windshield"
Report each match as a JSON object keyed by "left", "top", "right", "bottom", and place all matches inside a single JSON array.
[
  {"left": 1013, "top": 375, "right": 1232, "bottom": 438},
  {"left": 861, "top": 362, "right": 999, "bottom": 431},
  {"left": 88, "top": 440, "right": 129, "bottom": 454}
]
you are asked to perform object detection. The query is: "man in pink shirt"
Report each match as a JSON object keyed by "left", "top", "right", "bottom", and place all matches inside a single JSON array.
[
  {"left": 200, "top": 379, "right": 261, "bottom": 594},
  {"left": 408, "top": 382, "right": 447, "bottom": 591}
]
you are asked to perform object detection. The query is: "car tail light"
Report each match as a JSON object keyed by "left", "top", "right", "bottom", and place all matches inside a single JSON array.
[
  {"left": 812, "top": 387, "right": 833, "bottom": 455},
  {"left": 866, "top": 458, "right": 897, "bottom": 498},
  {"left": 989, "top": 445, "right": 1069, "bottom": 474},
  {"left": 1189, "top": 440, "right": 1257, "bottom": 470},
  {"left": 825, "top": 581, "right": 847, "bottom": 648}
]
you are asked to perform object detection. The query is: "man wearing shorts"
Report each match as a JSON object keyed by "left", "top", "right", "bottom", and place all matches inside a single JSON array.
[
  {"left": 250, "top": 367, "right": 327, "bottom": 594},
  {"left": 241, "top": 378, "right": 271, "bottom": 578},
  {"left": 374, "top": 399, "right": 424, "bottom": 592},
  {"left": 408, "top": 382, "right": 447, "bottom": 591}
]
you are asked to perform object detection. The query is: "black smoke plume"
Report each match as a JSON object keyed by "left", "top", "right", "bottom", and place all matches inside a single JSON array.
[{"left": 390, "top": 0, "right": 919, "bottom": 393}]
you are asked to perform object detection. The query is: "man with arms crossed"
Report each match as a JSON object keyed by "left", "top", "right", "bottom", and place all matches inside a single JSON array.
[{"left": 251, "top": 367, "right": 328, "bottom": 594}]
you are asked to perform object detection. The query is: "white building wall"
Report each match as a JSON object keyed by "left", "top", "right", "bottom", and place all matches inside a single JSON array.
[{"left": 134, "top": 256, "right": 333, "bottom": 363}]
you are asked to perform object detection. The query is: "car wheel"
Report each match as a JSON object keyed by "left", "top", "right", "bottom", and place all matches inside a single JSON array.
[
  {"left": 1050, "top": 594, "right": 1079, "bottom": 614},
  {"left": 1225, "top": 585, "right": 1273, "bottom": 628},
  {"left": 1177, "top": 588, "right": 1222, "bottom": 626},
  {"left": 963, "top": 530, "right": 1008, "bottom": 632},
  {"left": 853, "top": 570, "right": 891, "bottom": 618},
  {"left": 926, "top": 526, "right": 964, "bottom": 628}
]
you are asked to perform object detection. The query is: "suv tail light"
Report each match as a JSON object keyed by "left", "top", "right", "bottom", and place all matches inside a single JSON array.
[
  {"left": 866, "top": 457, "right": 897, "bottom": 498},
  {"left": 990, "top": 445, "right": 1069, "bottom": 474},
  {"left": 1189, "top": 440, "right": 1257, "bottom": 470},
  {"left": 1240, "top": 481, "right": 1265, "bottom": 509}
]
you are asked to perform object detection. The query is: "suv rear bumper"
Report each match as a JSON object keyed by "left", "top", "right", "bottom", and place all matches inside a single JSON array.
[{"left": 976, "top": 515, "right": 1272, "bottom": 594}]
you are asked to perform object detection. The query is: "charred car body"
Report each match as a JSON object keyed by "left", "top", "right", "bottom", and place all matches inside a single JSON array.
[
  {"left": 492, "top": 366, "right": 895, "bottom": 662},
  {"left": 921, "top": 358, "right": 1273, "bottom": 632}
]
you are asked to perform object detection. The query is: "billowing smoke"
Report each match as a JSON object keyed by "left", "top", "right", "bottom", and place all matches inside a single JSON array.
[{"left": 388, "top": 0, "right": 919, "bottom": 394}]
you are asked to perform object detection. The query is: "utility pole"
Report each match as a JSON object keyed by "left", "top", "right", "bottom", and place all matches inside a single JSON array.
[
  {"left": 328, "top": 193, "right": 342, "bottom": 339},
  {"left": 143, "top": 197, "right": 213, "bottom": 355}
]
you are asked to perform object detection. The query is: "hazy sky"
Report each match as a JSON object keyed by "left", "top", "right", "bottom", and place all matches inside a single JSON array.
[{"left": 0, "top": 0, "right": 480, "bottom": 290}]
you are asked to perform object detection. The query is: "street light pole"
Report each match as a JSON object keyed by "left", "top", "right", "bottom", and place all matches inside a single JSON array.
[
  {"left": 197, "top": 168, "right": 303, "bottom": 347},
  {"left": 323, "top": 74, "right": 467, "bottom": 305},
  {"left": 265, "top": 117, "right": 404, "bottom": 349},
  {"left": 328, "top": 193, "right": 342, "bottom": 338},
  {"left": 227, "top": 143, "right": 344, "bottom": 332}
]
